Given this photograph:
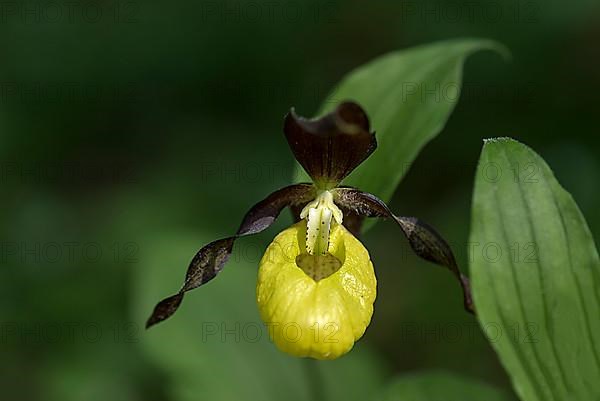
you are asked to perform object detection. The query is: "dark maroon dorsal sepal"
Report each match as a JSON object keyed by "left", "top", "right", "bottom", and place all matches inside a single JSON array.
[{"left": 284, "top": 101, "right": 377, "bottom": 189}]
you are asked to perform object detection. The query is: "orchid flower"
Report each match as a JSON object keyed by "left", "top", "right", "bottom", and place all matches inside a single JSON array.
[{"left": 146, "top": 101, "right": 473, "bottom": 360}]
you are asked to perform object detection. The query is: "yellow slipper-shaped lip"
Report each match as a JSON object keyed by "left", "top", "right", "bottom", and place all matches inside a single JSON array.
[{"left": 256, "top": 220, "right": 376, "bottom": 360}]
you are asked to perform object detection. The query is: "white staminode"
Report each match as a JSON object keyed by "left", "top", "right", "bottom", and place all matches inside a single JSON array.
[{"left": 300, "top": 190, "right": 343, "bottom": 255}]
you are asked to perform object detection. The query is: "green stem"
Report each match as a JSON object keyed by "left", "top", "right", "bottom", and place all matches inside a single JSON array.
[{"left": 303, "top": 358, "right": 325, "bottom": 401}]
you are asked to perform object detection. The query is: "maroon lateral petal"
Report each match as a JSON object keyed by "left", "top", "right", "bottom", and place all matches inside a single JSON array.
[
  {"left": 333, "top": 187, "right": 475, "bottom": 314},
  {"left": 146, "top": 183, "right": 315, "bottom": 328}
]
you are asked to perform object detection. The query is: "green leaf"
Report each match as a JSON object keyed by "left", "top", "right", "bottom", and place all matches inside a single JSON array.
[
  {"left": 293, "top": 38, "right": 507, "bottom": 230},
  {"left": 377, "top": 371, "right": 511, "bottom": 401},
  {"left": 131, "top": 233, "right": 388, "bottom": 401},
  {"left": 470, "top": 138, "right": 600, "bottom": 401}
]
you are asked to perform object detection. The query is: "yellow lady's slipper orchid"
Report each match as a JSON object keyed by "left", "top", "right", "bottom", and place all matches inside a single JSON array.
[{"left": 146, "top": 101, "right": 473, "bottom": 360}]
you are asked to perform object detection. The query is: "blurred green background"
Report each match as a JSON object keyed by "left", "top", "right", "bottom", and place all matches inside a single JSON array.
[{"left": 1, "top": 0, "right": 599, "bottom": 400}]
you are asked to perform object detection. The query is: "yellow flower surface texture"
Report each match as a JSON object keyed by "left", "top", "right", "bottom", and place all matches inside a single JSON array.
[{"left": 256, "top": 220, "right": 376, "bottom": 360}]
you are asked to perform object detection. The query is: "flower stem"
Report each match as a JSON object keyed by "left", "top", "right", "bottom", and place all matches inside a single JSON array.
[{"left": 303, "top": 358, "right": 325, "bottom": 401}]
